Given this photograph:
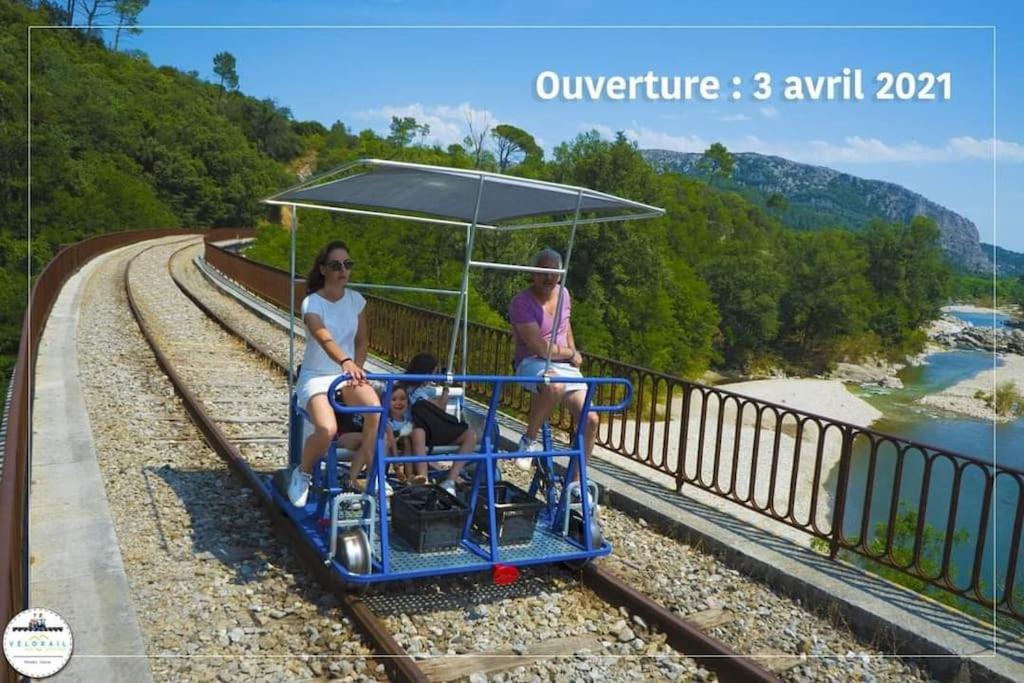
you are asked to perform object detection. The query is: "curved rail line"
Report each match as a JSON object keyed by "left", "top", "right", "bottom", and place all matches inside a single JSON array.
[
  {"left": 163, "top": 241, "right": 779, "bottom": 683},
  {"left": 126, "top": 241, "right": 427, "bottom": 683}
]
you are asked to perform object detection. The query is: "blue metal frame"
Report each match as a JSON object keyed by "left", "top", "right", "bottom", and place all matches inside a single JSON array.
[{"left": 266, "top": 372, "right": 632, "bottom": 583}]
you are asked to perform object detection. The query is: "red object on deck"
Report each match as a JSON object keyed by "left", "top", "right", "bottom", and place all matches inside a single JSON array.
[{"left": 492, "top": 564, "right": 519, "bottom": 585}]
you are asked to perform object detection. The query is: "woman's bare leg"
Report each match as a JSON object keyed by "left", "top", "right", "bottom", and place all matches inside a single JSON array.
[
  {"left": 300, "top": 394, "right": 336, "bottom": 473},
  {"left": 341, "top": 383, "right": 381, "bottom": 479}
]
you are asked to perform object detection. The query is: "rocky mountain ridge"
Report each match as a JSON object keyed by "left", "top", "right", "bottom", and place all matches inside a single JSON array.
[{"left": 643, "top": 150, "right": 992, "bottom": 272}]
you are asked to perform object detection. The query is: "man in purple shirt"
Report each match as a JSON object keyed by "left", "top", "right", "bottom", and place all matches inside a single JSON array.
[{"left": 508, "top": 248, "right": 598, "bottom": 487}]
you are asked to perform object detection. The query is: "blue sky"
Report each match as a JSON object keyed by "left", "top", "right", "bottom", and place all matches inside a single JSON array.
[{"left": 95, "top": 0, "right": 1022, "bottom": 252}]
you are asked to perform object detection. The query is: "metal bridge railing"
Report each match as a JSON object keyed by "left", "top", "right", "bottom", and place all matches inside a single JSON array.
[{"left": 206, "top": 238, "right": 1023, "bottom": 624}]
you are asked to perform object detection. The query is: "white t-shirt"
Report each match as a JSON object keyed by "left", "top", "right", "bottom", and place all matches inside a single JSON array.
[{"left": 299, "top": 289, "right": 366, "bottom": 376}]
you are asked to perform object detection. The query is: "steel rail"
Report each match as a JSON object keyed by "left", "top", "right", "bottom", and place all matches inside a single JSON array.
[
  {"left": 169, "top": 242, "right": 779, "bottom": 682},
  {"left": 581, "top": 565, "right": 779, "bottom": 683},
  {"left": 0, "top": 228, "right": 253, "bottom": 683},
  {"left": 127, "top": 242, "right": 426, "bottom": 683}
]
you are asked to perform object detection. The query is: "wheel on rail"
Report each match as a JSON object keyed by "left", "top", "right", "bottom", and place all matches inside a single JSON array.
[
  {"left": 337, "top": 528, "right": 371, "bottom": 594},
  {"left": 564, "top": 516, "right": 604, "bottom": 571}
]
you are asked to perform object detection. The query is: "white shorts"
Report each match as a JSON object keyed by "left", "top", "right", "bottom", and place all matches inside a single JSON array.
[
  {"left": 515, "top": 357, "right": 587, "bottom": 394},
  {"left": 294, "top": 372, "right": 355, "bottom": 413}
]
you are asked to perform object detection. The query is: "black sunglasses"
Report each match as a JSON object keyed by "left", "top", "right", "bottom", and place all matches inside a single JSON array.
[{"left": 325, "top": 259, "right": 355, "bottom": 271}]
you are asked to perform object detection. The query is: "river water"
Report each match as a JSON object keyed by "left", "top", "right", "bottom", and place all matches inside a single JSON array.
[{"left": 843, "top": 311, "right": 1022, "bottom": 607}]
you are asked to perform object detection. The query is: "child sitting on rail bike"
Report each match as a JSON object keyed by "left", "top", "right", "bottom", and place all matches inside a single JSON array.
[
  {"left": 403, "top": 352, "right": 477, "bottom": 496},
  {"left": 333, "top": 384, "right": 416, "bottom": 488},
  {"left": 385, "top": 384, "right": 422, "bottom": 484}
]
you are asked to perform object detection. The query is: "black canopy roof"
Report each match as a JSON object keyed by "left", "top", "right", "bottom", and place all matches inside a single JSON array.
[{"left": 265, "top": 160, "right": 663, "bottom": 227}]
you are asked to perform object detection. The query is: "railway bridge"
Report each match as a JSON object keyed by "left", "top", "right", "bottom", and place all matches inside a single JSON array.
[{"left": 2, "top": 230, "right": 1022, "bottom": 682}]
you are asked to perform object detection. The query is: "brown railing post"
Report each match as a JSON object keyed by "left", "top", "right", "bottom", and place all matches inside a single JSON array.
[
  {"left": 829, "top": 426, "right": 855, "bottom": 559},
  {"left": 675, "top": 385, "right": 692, "bottom": 493}
]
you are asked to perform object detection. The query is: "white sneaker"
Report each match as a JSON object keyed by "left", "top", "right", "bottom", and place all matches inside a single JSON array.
[
  {"left": 287, "top": 466, "right": 312, "bottom": 507},
  {"left": 516, "top": 436, "right": 542, "bottom": 471},
  {"left": 439, "top": 479, "right": 457, "bottom": 496}
]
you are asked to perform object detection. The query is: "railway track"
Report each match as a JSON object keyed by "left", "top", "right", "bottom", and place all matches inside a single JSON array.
[{"left": 96, "top": 236, "right": 928, "bottom": 682}]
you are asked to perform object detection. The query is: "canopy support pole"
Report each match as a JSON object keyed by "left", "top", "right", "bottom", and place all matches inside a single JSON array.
[
  {"left": 288, "top": 204, "right": 297, "bottom": 450},
  {"left": 448, "top": 176, "right": 485, "bottom": 374},
  {"left": 545, "top": 190, "right": 584, "bottom": 373}
]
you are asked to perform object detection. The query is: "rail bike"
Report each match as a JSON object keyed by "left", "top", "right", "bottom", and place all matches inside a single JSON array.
[{"left": 259, "top": 159, "right": 664, "bottom": 587}]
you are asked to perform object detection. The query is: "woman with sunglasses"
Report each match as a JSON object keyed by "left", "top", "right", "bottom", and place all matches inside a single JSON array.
[{"left": 288, "top": 240, "right": 381, "bottom": 506}]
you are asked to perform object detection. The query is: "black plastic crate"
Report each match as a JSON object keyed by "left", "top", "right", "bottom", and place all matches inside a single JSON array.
[
  {"left": 391, "top": 485, "right": 469, "bottom": 552},
  {"left": 473, "top": 482, "right": 544, "bottom": 546}
]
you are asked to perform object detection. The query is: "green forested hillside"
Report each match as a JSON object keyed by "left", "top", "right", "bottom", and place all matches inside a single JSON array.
[
  {"left": 1, "top": 1, "right": 954, "bottom": 388},
  {"left": 247, "top": 129, "right": 952, "bottom": 376},
  {"left": 982, "top": 242, "right": 1024, "bottom": 277},
  {"left": 1, "top": 1, "right": 290, "bottom": 383}
]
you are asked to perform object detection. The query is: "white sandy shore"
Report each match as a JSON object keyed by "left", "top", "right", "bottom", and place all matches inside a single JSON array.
[
  {"left": 944, "top": 304, "right": 1003, "bottom": 315},
  {"left": 943, "top": 304, "right": 1021, "bottom": 318},
  {"left": 722, "top": 378, "right": 883, "bottom": 427},
  {"left": 592, "top": 378, "right": 880, "bottom": 547},
  {"left": 920, "top": 353, "right": 1024, "bottom": 420}
]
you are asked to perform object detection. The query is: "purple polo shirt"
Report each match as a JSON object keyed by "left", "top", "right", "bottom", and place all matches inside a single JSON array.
[{"left": 509, "top": 287, "right": 571, "bottom": 367}]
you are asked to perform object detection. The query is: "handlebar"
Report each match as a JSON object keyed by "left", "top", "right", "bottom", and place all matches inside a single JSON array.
[{"left": 325, "top": 373, "right": 633, "bottom": 413}]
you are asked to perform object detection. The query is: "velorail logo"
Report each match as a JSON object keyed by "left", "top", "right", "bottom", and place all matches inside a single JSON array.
[{"left": 3, "top": 608, "right": 73, "bottom": 678}]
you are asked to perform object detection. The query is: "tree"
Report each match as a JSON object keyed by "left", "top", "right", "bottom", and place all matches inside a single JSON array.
[
  {"left": 112, "top": 0, "right": 147, "bottom": 50},
  {"left": 491, "top": 123, "right": 542, "bottom": 171},
  {"left": 703, "top": 243, "right": 786, "bottom": 366},
  {"left": 861, "top": 217, "right": 950, "bottom": 348},
  {"left": 698, "top": 142, "right": 735, "bottom": 180},
  {"left": 387, "top": 116, "right": 429, "bottom": 149},
  {"left": 766, "top": 192, "right": 788, "bottom": 213},
  {"left": 213, "top": 51, "right": 238, "bottom": 91},
  {"left": 78, "top": 0, "right": 116, "bottom": 31},
  {"left": 780, "top": 230, "right": 874, "bottom": 363},
  {"left": 463, "top": 111, "right": 491, "bottom": 169}
]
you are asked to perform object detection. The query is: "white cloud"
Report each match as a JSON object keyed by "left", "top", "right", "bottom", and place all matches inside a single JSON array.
[
  {"left": 589, "top": 124, "right": 709, "bottom": 153},
  {"left": 720, "top": 113, "right": 752, "bottom": 122},
  {"left": 949, "top": 136, "right": 1024, "bottom": 162},
  {"left": 805, "top": 136, "right": 950, "bottom": 163},
  {"left": 759, "top": 106, "right": 780, "bottom": 119},
  {"left": 600, "top": 127, "right": 1024, "bottom": 164},
  {"left": 350, "top": 102, "right": 499, "bottom": 147}
]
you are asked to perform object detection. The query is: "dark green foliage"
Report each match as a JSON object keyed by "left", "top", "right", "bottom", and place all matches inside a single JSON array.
[
  {"left": 809, "top": 501, "right": 1009, "bottom": 624},
  {"left": 697, "top": 142, "right": 734, "bottom": 179},
  {"left": 212, "top": 51, "right": 238, "bottom": 90},
  {"left": 766, "top": 192, "right": 787, "bottom": 212},
  {"left": 388, "top": 116, "right": 430, "bottom": 148},
  {"left": 220, "top": 96, "right": 302, "bottom": 161},
  {"left": 492, "top": 123, "right": 543, "bottom": 171},
  {"left": 862, "top": 217, "right": 950, "bottom": 348},
  {"left": 0, "top": 2, "right": 292, "bottom": 386},
  {"left": 702, "top": 242, "right": 785, "bottom": 366},
  {"left": 950, "top": 274, "right": 1024, "bottom": 310},
  {"left": 780, "top": 230, "right": 875, "bottom": 365}
]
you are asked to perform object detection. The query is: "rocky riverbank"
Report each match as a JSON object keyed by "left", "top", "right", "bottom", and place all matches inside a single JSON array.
[
  {"left": 917, "top": 308, "right": 1024, "bottom": 421},
  {"left": 927, "top": 313, "right": 1024, "bottom": 354}
]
